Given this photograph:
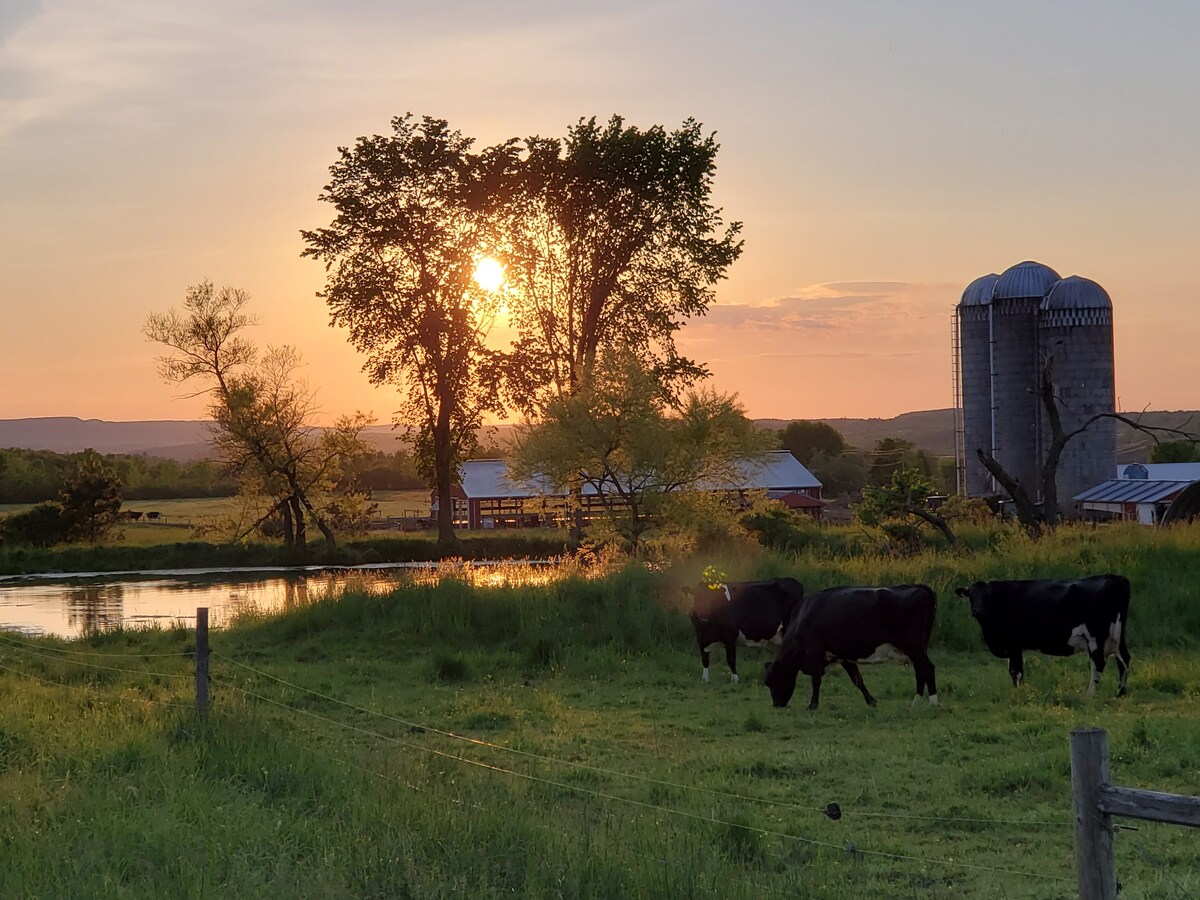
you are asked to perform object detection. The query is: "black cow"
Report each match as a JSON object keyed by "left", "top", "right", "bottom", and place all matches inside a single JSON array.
[
  {"left": 688, "top": 578, "right": 805, "bottom": 684},
  {"left": 954, "top": 574, "right": 1131, "bottom": 696},
  {"left": 764, "top": 584, "right": 938, "bottom": 710}
]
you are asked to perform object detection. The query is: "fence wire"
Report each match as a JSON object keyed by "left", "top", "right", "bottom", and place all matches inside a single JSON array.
[{"left": 215, "top": 671, "right": 1071, "bottom": 885}]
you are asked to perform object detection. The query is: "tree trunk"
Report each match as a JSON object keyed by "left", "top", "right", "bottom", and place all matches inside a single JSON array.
[
  {"left": 291, "top": 494, "right": 307, "bottom": 556},
  {"left": 281, "top": 499, "right": 295, "bottom": 546},
  {"left": 433, "top": 401, "right": 457, "bottom": 549},
  {"left": 976, "top": 448, "right": 1043, "bottom": 534}
]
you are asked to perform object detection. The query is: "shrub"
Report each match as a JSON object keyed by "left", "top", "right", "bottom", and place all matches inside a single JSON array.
[{"left": 0, "top": 502, "right": 70, "bottom": 547}]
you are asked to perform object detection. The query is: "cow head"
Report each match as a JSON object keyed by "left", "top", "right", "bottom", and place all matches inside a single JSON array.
[
  {"left": 954, "top": 583, "right": 990, "bottom": 620},
  {"left": 763, "top": 660, "right": 798, "bottom": 708}
]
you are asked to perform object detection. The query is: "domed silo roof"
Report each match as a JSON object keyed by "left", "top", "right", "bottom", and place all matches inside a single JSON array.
[
  {"left": 992, "top": 261, "right": 1062, "bottom": 300},
  {"left": 958, "top": 273, "right": 999, "bottom": 307},
  {"left": 1042, "top": 275, "right": 1112, "bottom": 311}
]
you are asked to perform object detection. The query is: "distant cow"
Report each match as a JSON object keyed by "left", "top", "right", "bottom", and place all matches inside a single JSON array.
[
  {"left": 764, "top": 585, "right": 938, "bottom": 710},
  {"left": 954, "top": 574, "right": 1131, "bottom": 696},
  {"left": 688, "top": 578, "right": 805, "bottom": 684}
]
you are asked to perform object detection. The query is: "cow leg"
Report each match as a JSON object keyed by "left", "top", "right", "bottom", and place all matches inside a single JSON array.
[
  {"left": 1087, "top": 650, "right": 1107, "bottom": 698},
  {"left": 1008, "top": 652, "right": 1025, "bottom": 688},
  {"left": 1115, "top": 632, "right": 1131, "bottom": 697},
  {"left": 724, "top": 640, "right": 739, "bottom": 684},
  {"left": 700, "top": 646, "right": 711, "bottom": 683},
  {"left": 909, "top": 651, "right": 938, "bottom": 707},
  {"left": 807, "top": 674, "right": 822, "bottom": 710},
  {"left": 840, "top": 661, "right": 876, "bottom": 707}
]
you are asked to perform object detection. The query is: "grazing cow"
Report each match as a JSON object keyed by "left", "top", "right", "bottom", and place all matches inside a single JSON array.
[
  {"left": 688, "top": 578, "right": 805, "bottom": 684},
  {"left": 954, "top": 574, "right": 1131, "bottom": 696},
  {"left": 764, "top": 585, "right": 938, "bottom": 710}
]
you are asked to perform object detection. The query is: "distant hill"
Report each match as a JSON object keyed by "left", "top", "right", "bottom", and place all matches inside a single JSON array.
[{"left": 1, "top": 410, "right": 1196, "bottom": 465}]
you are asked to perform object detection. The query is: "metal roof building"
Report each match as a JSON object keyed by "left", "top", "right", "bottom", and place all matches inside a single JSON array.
[
  {"left": 437, "top": 451, "right": 823, "bottom": 529},
  {"left": 1071, "top": 461, "right": 1200, "bottom": 525}
]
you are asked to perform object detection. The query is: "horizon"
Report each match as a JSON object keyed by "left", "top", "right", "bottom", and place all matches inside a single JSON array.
[{"left": 3, "top": 2, "right": 1199, "bottom": 424}]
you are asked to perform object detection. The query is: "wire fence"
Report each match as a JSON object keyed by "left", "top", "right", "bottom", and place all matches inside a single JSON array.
[{"left": 14, "top": 623, "right": 1195, "bottom": 894}]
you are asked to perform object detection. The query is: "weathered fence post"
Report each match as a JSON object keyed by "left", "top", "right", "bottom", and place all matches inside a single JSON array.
[
  {"left": 195, "top": 607, "right": 209, "bottom": 716},
  {"left": 1071, "top": 727, "right": 1117, "bottom": 900}
]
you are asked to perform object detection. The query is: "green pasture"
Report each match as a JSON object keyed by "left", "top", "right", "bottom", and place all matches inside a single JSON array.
[{"left": 1, "top": 550, "right": 1198, "bottom": 899}]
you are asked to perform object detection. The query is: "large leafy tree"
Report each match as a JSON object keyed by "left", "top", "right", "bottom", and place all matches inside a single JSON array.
[
  {"left": 511, "top": 351, "right": 771, "bottom": 553},
  {"left": 302, "top": 116, "right": 517, "bottom": 546},
  {"left": 503, "top": 115, "right": 743, "bottom": 414}
]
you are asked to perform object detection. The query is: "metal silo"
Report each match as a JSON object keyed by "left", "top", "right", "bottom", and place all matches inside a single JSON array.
[
  {"left": 990, "top": 260, "right": 1061, "bottom": 497},
  {"left": 1039, "top": 276, "right": 1116, "bottom": 516},
  {"left": 955, "top": 274, "right": 998, "bottom": 496}
]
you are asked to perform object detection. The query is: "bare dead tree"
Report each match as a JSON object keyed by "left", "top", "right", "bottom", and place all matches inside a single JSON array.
[{"left": 976, "top": 356, "right": 1199, "bottom": 531}]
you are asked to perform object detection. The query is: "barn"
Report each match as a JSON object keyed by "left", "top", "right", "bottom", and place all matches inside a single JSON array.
[
  {"left": 433, "top": 451, "right": 823, "bottom": 530},
  {"left": 1073, "top": 462, "right": 1200, "bottom": 525}
]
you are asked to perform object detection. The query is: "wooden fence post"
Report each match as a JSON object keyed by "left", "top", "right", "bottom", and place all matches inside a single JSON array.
[
  {"left": 195, "top": 607, "right": 209, "bottom": 716},
  {"left": 1071, "top": 727, "right": 1117, "bottom": 900}
]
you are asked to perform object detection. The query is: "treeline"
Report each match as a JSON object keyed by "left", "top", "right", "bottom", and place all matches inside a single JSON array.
[
  {"left": 0, "top": 447, "right": 474, "bottom": 505},
  {"left": 773, "top": 420, "right": 953, "bottom": 497},
  {"left": 0, "top": 448, "right": 235, "bottom": 504}
]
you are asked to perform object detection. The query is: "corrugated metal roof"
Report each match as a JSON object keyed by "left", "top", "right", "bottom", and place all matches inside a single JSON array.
[
  {"left": 1074, "top": 479, "right": 1195, "bottom": 504},
  {"left": 1118, "top": 462, "right": 1200, "bottom": 481},
  {"left": 992, "top": 260, "right": 1062, "bottom": 300},
  {"left": 458, "top": 451, "right": 821, "bottom": 499},
  {"left": 1043, "top": 275, "right": 1112, "bottom": 311}
]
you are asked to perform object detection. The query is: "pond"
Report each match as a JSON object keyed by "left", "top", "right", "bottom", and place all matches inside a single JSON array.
[{"left": 0, "top": 561, "right": 554, "bottom": 639}]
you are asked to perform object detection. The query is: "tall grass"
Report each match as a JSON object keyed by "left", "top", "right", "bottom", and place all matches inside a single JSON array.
[{"left": 2, "top": 524, "right": 1199, "bottom": 897}]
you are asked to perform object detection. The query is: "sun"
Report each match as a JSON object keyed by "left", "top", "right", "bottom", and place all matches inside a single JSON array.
[{"left": 473, "top": 257, "right": 506, "bottom": 293}]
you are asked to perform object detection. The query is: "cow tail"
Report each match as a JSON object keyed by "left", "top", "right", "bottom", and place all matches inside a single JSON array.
[{"left": 924, "top": 586, "right": 938, "bottom": 647}]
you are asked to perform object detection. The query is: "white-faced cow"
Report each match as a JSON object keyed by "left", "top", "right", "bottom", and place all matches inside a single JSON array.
[
  {"left": 688, "top": 578, "right": 805, "bottom": 684},
  {"left": 763, "top": 584, "right": 938, "bottom": 710},
  {"left": 954, "top": 574, "right": 1131, "bottom": 697}
]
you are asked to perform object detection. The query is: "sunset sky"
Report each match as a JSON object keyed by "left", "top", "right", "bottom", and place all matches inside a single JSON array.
[{"left": 3, "top": 1, "right": 1199, "bottom": 425}]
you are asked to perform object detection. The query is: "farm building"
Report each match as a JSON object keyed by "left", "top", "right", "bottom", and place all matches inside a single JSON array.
[
  {"left": 1073, "top": 462, "right": 1200, "bottom": 525},
  {"left": 432, "top": 451, "right": 824, "bottom": 529},
  {"left": 953, "top": 262, "right": 1116, "bottom": 517}
]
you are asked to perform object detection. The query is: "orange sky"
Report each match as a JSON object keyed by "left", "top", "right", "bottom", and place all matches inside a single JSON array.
[{"left": 2, "top": 2, "right": 1198, "bottom": 424}]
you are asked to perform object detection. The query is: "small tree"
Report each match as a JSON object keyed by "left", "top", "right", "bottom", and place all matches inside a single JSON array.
[
  {"left": 146, "top": 282, "right": 371, "bottom": 553},
  {"left": 855, "top": 466, "right": 957, "bottom": 548},
  {"left": 0, "top": 502, "right": 71, "bottom": 547},
  {"left": 511, "top": 352, "right": 771, "bottom": 553},
  {"left": 60, "top": 449, "right": 123, "bottom": 542}
]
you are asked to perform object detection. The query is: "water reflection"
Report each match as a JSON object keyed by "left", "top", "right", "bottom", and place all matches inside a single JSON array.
[
  {"left": 66, "top": 583, "right": 126, "bottom": 634},
  {"left": 0, "top": 560, "right": 573, "bottom": 640}
]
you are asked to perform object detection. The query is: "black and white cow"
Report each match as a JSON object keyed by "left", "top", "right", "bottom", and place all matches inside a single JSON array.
[
  {"left": 763, "top": 584, "right": 938, "bottom": 710},
  {"left": 688, "top": 578, "right": 805, "bottom": 684},
  {"left": 954, "top": 574, "right": 1131, "bottom": 696}
]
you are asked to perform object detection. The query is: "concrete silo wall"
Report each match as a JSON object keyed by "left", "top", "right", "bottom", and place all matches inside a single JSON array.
[
  {"left": 958, "top": 305, "right": 994, "bottom": 496},
  {"left": 1039, "top": 308, "right": 1116, "bottom": 515},
  {"left": 990, "top": 296, "right": 1043, "bottom": 496}
]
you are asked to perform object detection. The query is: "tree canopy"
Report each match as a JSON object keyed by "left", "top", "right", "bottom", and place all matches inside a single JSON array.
[
  {"left": 503, "top": 115, "right": 743, "bottom": 414},
  {"left": 779, "top": 420, "right": 847, "bottom": 465}
]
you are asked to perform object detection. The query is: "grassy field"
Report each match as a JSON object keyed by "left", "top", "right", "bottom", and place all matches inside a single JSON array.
[
  {"left": 0, "top": 490, "right": 434, "bottom": 546},
  {"left": 1, "top": 544, "right": 1198, "bottom": 899}
]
